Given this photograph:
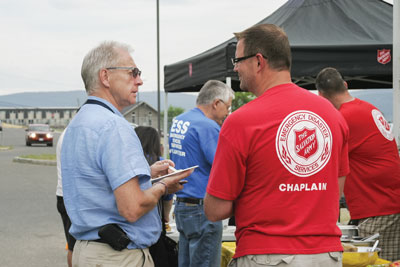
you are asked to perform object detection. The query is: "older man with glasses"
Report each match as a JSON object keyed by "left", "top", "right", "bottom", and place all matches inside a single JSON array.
[
  {"left": 61, "top": 41, "right": 192, "bottom": 267},
  {"left": 169, "top": 80, "right": 234, "bottom": 267}
]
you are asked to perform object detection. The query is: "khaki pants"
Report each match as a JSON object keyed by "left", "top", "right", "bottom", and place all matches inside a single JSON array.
[
  {"left": 72, "top": 240, "right": 154, "bottom": 267},
  {"left": 228, "top": 252, "right": 342, "bottom": 267}
]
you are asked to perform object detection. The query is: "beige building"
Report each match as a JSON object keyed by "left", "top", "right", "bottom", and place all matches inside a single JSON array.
[
  {"left": 0, "top": 107, "right": 78, "bottom": 127},
  {"left": 0, "top": 101, "right": 159, "bottom": 129},
  {"left": 122, "top": 101, "right": 159, "bottom": 129}
]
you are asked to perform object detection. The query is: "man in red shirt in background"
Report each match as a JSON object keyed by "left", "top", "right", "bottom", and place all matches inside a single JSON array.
[
  {"left": 204, "top": 24, "right": 350, "bottom": 267},
  {"left": 316, "top": 67, "right": 400, "bottom": 262}
]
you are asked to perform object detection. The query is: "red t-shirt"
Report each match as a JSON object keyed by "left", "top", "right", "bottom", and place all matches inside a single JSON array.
[
  {"left": 207, "top": 83, "right": 349, "bottom": 258},
  {"left": 340, "top": 98, "right": 400, "bottom": 219}
]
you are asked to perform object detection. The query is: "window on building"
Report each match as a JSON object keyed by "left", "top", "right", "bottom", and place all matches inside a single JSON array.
[
  {"left": 148, "top": 111, "right": 152, "bottom": 125},
  {"left": 131, "top": 112, "right": 136, "bottom": 123}
]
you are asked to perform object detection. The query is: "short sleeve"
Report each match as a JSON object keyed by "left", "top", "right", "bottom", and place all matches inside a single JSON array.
[{"left": 207, "top": 133, "right": 247, "bottom": 200}]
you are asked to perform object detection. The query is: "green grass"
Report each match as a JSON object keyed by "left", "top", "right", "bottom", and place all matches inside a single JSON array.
[{"left": 20, "top": 154, "right": 56, "bottom": 160}]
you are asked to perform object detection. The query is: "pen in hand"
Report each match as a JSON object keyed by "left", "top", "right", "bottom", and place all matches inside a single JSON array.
[{"left": 169, "top": 166, "right": 178, "bottom": 172}]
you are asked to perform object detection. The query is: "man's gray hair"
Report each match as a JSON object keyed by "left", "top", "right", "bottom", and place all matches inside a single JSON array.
[
  {"left": 81, "top": 41, "right": 133, "bottom": 94},
  {"left": 196, "top": 80, "right": 235, "bottom": 105}
]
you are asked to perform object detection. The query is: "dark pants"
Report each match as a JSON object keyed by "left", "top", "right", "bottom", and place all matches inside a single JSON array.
[{"left": 56, "top": 196, "right": 76, "bottom": 251}]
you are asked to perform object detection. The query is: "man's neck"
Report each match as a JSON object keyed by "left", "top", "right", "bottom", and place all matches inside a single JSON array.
[
  {"left": 255, "top": 70, "right": 292, "bottom": 97},
  {"left": 331, "top": 92, "right": 354, "bottom": 109},
  {"left": 90, "top": 89, "right": 121, "bottom": 112},
  {"left": 197, "top": 104, "right": 212, "bottom": 118},
  {"left": 197, "top": 104, "right": 220, "bottom": 125}
]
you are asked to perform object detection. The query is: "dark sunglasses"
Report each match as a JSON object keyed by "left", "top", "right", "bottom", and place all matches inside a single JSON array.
[{"left": 106, "top": 67, "right": 142, "bottom": 78}]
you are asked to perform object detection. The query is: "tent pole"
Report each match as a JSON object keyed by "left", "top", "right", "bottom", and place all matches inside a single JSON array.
[
  {"left": 156, "top": 0, "right": 161, "bottom": 135},
  {"left": 226, "top": 77, "right": 231, "bottom": 87},
  {"left": 163, "top": 92, "right": 168, "bottom": 159},
  {"left": 393, "top": 1, "right": 400, "bottom": 148}
]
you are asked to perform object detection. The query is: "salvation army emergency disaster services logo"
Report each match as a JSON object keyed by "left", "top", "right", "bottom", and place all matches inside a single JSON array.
[
  {"left": 372, "top": 109, "right": 394, "bottom": 141},
  {"left": 276, "top": 110, "right": 332, "bottom": 177}
]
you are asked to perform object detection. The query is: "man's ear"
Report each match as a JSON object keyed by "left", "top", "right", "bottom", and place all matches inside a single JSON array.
[
  {"left": 343, "top": 81, "right": 348, "bottom": 89},
  {"left": 256, "top": 53, "right": 265, "bottom": 70},
  {"left": 99, "top": 69, "right": 110, "bottom": 88},
  {"left": 212, "top": 99, "right": 219, "bottom": 109}
]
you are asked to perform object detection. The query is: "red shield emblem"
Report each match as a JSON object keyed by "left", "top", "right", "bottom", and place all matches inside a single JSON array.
[
  {"left": 294, "top": 127, "right": 318, "bottom": 160},
  {"left": 377, "top": 49, "right": 391, "bottom": 65}
]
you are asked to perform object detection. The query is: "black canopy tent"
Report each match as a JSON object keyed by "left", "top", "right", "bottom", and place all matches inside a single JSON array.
[{"left": 164, "top": 0, "right": 393, "bottom": 92}]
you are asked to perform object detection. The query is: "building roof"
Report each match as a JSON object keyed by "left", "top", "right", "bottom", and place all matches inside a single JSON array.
[{"left": 121, "top": 101, "right": 158, "bottom": 115}]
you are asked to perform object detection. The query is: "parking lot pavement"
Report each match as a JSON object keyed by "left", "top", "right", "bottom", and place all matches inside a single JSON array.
[{"left": 0, "top": 128, "right": 66, "bottom": 267}]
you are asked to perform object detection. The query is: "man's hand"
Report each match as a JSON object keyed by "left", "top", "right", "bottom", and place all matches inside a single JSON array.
[
  {"left": 160, "top": 169, "right": 193, "bottom": 194},
  {"left": 150, "top": 159, "right": 174, "bottom": 178},
  {"left": 150, "top": 160, "right": 193, "bottom": 194}
]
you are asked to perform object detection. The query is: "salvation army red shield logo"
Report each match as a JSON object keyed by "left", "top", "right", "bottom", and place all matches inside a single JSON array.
[
  {"left": 294, "top": 127, "right": 318, "bottom": 160},
  {"left": 372, "top": 109, "right": 393, "bottom": 141},
  {"left": 377, "top": 49, "right": 391, "bottom": 65},
  {"left": 276, "top": 110, "right": 332, "bottom": 177}
]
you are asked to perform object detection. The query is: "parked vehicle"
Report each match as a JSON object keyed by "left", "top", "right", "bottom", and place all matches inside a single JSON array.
[{"left": 25, "top": 124, "right": 53, "bottom": 146}]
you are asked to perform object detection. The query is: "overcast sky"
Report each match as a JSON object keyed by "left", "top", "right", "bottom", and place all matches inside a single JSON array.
[{"left": 0, "top": 0, "right": 393, "bottom": 96}]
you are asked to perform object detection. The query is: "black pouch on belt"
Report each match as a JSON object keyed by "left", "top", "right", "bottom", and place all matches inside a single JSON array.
[{"left": 98, "top": 224, "right": 130, "bottom": 251}]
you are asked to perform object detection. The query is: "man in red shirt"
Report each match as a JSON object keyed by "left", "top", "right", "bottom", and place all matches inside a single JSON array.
[
  {"left": 316, "top": 67, "right": 400, "bottom": 262},
  {"left": 204, "top": 24, "right": 350, "bottom": 267}
]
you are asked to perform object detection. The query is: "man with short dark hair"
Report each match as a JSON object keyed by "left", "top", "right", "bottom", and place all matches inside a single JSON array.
[
  {"left": 204, "top": 24, "right": 349, "bottom": 267},
  {"left": 316, "top": 67, "right": 400, "bottom": 261},
  {"left": 169, "top": 80, "right": 234, "bottom": 267},
  {"left": 62, "top": 41, "right": 192, "bottom": 267}
]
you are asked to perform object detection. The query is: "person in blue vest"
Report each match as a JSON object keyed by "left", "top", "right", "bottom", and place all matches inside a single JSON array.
[
  {"left": 61, "top": 41, "right": 192, "bottom": 267},
  {"left": 169, "top": 80, "right": 234, "bottom": 267}
]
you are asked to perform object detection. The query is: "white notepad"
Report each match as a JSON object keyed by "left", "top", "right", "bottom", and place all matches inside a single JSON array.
[{"left": 151, "top": 165, "right": 199, "bottom": 184}]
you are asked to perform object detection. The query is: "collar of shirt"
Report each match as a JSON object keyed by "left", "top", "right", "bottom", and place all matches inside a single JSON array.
[{"left": 87, "top": 96, "right": 123, "bottom": 117}]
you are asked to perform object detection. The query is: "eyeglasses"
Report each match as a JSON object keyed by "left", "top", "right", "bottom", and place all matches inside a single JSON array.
[
  {"left": 231, "top": 54, "right": 267, "bottom": 66},
  {"left": 219, "top": 99, "right": 232, "bottom": 112},
  {"left": 106, "top": 67, "right": 142, "bottom": 78}
]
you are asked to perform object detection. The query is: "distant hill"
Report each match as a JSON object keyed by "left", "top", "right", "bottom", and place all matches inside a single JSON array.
[{"left": 0, "top": 90, "right": 197, "bottom": 111}]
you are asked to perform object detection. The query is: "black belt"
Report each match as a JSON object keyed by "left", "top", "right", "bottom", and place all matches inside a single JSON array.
[{"left": 176, "top": 197, "right": 204, "bottom": 205}]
